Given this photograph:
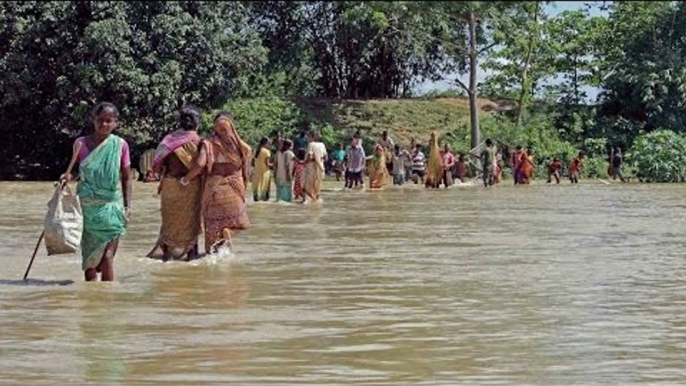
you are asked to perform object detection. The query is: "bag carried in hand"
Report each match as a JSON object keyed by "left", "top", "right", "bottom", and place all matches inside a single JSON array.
[{"left": 44, "top": 184, "right": 83, "bottom": 255}]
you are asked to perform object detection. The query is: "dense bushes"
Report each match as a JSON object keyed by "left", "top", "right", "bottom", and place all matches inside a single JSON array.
[
  {"left": 0, "top": 2, "right": 266, "bottom": 179},
  {"left": 630, "top": 130, "right": 686, "bottom": 183}
]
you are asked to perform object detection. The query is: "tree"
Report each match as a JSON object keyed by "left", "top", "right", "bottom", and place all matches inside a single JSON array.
[
  {"left": 481, "top": 2, "right": 552, "bottom": 125},
  {"left": 0, "top": 1, "right": 266, "bottom": 179},
  {"left": 546, "top": 10, "right": 602, "bottom": 106},
  {"left": 248, "top": 1, "right": 455, "bottom": 99},
  {"left": 244, "top": 1, "right": 320, "bottom": 97},
  {"left": 429, "top": 1, "right": 519, "bottom": 150},
  {"left": 596, "top": 1, "right": 685, "bottom": 137}
]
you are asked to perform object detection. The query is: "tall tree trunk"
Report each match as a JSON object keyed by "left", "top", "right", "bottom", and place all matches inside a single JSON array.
[
  {"left": 516, "top": 2, "right": 539, "bottom": 126},
  {"left": 468, "top": 7, "right": 480, "bottom": 150}
]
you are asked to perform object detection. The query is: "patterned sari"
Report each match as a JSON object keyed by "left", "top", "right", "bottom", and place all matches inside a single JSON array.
[
  {"left": 425, "top": 132, "right": 444, "bottom": 188},
  {"left": 148, "top": 131, "right": 202, "bottom": 260},
  {"left": 202, "top": 117, "right": 252, "bottom": 251},
  {"left": 77, "top": 135, "right": 127, "bottom": 270},
  {"left": 369, "top": 145, "right": 390, "bottom": 189}
]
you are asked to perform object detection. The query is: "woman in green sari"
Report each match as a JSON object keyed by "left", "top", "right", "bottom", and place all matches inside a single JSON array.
[{"left": 60, "top": 102, "right": 132, "bottom": 281}]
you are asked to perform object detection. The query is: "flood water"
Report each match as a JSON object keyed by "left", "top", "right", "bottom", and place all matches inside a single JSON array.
[{"left": 1, "top": 181, "right": 686, "bottom": 385}]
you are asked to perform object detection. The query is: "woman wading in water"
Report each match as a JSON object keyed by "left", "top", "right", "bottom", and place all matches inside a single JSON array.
[
  {"left": 147, "top": 106, "right": 203, "bottom": 261},
  {"left": 184, "top": 112, "right": 252, "bottom": 251},
  {"left": 60, "top": 102, "right": 132, "bottom": 281}
]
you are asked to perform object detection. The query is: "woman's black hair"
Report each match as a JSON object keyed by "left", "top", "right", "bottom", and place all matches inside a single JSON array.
[
  {"left": 297, "top": 148, "right": 307, "bottom": 161},
  {"left": 255, "top": 136, "right": 269, "bottom": 159},
  {"left": 180, "top": 105, "right": 201, "bottom": 130},
  {"left": 91, "top": 102, "right": 119, "bottom": 120},
  {"left": 282, "top": 139, "right": 293, "bottom": 152}
]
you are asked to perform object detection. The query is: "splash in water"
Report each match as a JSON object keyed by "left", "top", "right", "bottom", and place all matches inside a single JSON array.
[{"left": 190, "top": 244, "right": 248, "bottom": 266}]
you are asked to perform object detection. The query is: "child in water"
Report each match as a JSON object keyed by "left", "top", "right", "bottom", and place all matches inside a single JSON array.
[
  {"left": 493, "top": 148, "right": 504, "bottom": 185},
  {"left": 547, "top": 157, "right": 563, "bottom": 184},
  {"left": 569, "top": 151, "right": 584, "bottom": 184},
  {"left": 454, "top": 154, "right": 468, "bottom": 183},
  {"left": 293, "top": 149, "right": 306, "bottom": 202}
]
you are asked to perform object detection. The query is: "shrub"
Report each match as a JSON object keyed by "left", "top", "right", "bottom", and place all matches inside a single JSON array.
[
  {"left": 583, "top": 156, "right": 609, "bottom": 179},
  {"left": 629, "top": 129, "right": 686, "bottom": 182}
]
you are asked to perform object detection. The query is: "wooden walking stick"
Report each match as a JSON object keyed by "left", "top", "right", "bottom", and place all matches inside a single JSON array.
[
  {"left": 23, "top": 141, "right": 82, "bottom": 280},
  {"left": 23, "top": 231, "right": 45, "bottom": 281}
]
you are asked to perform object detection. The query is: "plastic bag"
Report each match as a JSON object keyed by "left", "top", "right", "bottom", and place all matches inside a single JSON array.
[{"left": 44, "top": 184, "right": 82, "bottom": 255}]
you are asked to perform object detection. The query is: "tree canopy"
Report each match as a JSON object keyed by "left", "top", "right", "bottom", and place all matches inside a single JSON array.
[{"left": 2, "top": 1, "right": 686, "bottom": 180}]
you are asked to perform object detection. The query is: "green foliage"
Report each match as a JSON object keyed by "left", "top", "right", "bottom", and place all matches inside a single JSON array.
[
  {"left": 582, "top": 137, "right": 608, "bottom": 158},
  {"left": 630, "top": 130, "right": 686, "bottom": 183},
  {"left": 481, "top": 114, "right": 578, "bottom": 167},
  {"left": 582, "top": 156, "right": 609, "bottom": 179},
  {"left": 0, "top": 1, "right": 266, "bottom": 178},
  {"left": 203, "top": 97, "right": 303, "bottom": 147},
  {"left": 597, "top": 2, "right": 686, "bottom": 132},
  {"left": 481, "top": 2, "right": 551, "bottom": 110},
  {"left": 203, "top": 97, "right": 349, "bottom": 151},
  {"left": 4, "top": 1, "right": 686, "bottom": 184},
  {"left": 248, "top": 1, "right": 456, "bottom": 99}
]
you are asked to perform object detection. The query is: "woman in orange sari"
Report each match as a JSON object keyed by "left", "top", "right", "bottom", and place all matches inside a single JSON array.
[
  {"left": 519, "top": 147, "right": 535, "bottom": 184},
  {"left": 184, "top": 112, "right": 251, "bottom": 252}
]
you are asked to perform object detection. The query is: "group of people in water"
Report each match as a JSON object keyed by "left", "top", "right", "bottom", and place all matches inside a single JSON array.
[
  {"left": 59, "top": 102, "right": 335, "bottom": 282},
  {"left": 58, "top": 101, "right": 627, "bottom": 282}
]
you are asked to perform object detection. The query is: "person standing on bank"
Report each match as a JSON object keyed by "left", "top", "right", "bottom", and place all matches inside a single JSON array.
[{"left": 60, "top": 102, "right": 132, "bottom": 281}]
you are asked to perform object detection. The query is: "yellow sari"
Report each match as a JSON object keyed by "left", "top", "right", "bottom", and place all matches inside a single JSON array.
[
  {"left": 158, "top": 143, "right": 202, "bottom": 258},
  {"left": 252, "top": 147, "right": 271, "bottom": 201},
  {"left": 147, "top": 133, "right": 202, "bottom": 261},
  {"left": 425, "top": 132, "right": 444, "bottom": 187},
  {"left": 369, "top": 145, "right": 390, "bottom": 189}
]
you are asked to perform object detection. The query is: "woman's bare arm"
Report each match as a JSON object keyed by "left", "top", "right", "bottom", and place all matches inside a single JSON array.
[
  {"left": 184, "top": 143, "right": 207, "bottom": 181},
  {"left": 121, "top": 165, "right": 132, "bottom": 218}
]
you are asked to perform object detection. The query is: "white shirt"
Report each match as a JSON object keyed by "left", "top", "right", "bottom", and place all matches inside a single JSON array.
[
  {"left": 392, "top": 151, "right": 410, "bottom": 175},
  {"left": 307, "top": 142, "right": 327, "bottom": 171}
]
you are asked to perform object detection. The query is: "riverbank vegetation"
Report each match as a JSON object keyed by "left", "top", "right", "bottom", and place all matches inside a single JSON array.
[{"left": 2, "top": 2, "right": 685, "bottom": 182}]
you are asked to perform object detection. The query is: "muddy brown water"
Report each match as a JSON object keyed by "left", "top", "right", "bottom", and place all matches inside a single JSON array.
[{"left": 1, "top": 181, "right": 685, "bottom": 385}]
